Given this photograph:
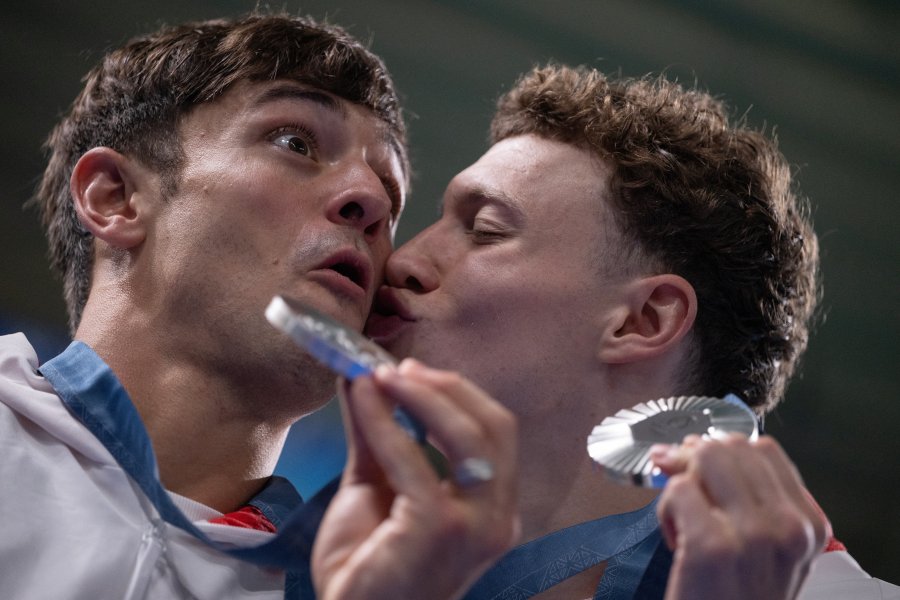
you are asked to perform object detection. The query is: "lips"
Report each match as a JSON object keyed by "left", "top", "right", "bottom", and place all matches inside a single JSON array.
[
  {"left": 310, "top": 249, "right": 373, "bottom": 299},
  {"left": 365, "top": 286, "right": 415, "bottom": 341}
]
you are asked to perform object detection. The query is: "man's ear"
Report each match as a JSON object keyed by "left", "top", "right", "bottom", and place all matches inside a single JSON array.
[
  {"left": 598, "top": 274, "right": 697, "bottom": 364},
  {"left": 70, "top": 147, "right": 150, "bottom": 249}
]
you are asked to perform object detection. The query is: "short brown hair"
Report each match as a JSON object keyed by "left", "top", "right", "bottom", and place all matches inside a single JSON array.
[
  {"left": 34, "top": 12, "right": 408, "bottom": 333},
  {"left": 492, "top": 65, "right": 819, "bottom": 413}
]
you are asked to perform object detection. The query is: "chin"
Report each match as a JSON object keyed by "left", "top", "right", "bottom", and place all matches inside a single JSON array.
[{"left": 381, "top": 338, "right": 413, "bottom": 361}]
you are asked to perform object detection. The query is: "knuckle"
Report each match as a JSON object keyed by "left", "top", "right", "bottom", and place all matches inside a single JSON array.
[
  {"left": 721, "top": 433, "right": 750, "bottom": 449},
  {"left": 692, "top": 442, "right": 721, "bottom": 469},
  {"left": 433, "top": 505, "right": 469, "bottom": 540},
  {"left": 748, "top": 507, "right": 816, "bottom": 560},
  {"left": 754, "top": 436, "right": 786, "bottom": 462},
  {"left": 665, "top": 473, "right": 695, "bottom": 495},
  {"left": 657, "top": 474, "right": 692, "bottom": 516},
  {"left": 809, "top": 512, "right": 828, "bottom": 549},
  {"left": 432, "top": 369, "right": 465, "bottom": 391},
  {"left": 754, "top": 435, "right": 780, "bottom": 453},
  {"left": 779, "top": 515, "right": 818, "bottom": 558},
  {"left": 691, "top": 529, "right": 742, "bottom": 562}
]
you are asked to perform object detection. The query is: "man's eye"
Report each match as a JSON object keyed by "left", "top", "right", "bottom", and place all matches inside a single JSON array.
[
  {"left": 271, "top": 124, "right": 318, "bottom": 157},
  {"left": 274, "top": 134, "right": 311, "bottom": 156},
  {"left": 467, "top": 223, "right": 507, "bottom": 243}
]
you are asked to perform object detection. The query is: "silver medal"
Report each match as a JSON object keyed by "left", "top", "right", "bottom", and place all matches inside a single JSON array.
[
  {"left": 265, "top": 295, "right": 424, "bottom": 441},
  {"left": 266, "top": 295, "right": 397, "bottom": 379},
  {"left": 586, "top": 394, "right": 758, "bottom": 488}
]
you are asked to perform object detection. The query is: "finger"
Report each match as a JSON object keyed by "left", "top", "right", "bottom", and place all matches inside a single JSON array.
[
  {"left": 749, "top": 437, "right": 829, "bottom": 552},
  {"left": 649, "top": 435, "right": 700, "bottom": 475},
  {"left": 345, "top": 375, "right": 443, "bottom": 499},
  {"left": 653, "top": 435, "right": 809, "bottom": 512},
  {"left": 374, "top": 363, "right": 517, "bottom": 507},
  {"left": 652, "top": 435, "right": 760, "bottom": 510},
  {"left": 705, "top": 435, "right": 826, "bottom": 553},
  {"left": 378, "top": 360, "right": 516, "bottom": 463},
  {"left": 657, "top": 472, "right": 720, "bottom": 551},
  {"left": 373, "top": 364, "right": 516, "bottom": 497},
  {"left": 712, "top": 435, "right": 787, "bottom": 507},
  {"left": 753, "top": 436, "right": 815, "bottom": 509},
  {"left": 336, "top": 377, "right": 382, "bottom": 485},
  {"left": 394, "top": 359, "right": 514, "bottom": 432}
]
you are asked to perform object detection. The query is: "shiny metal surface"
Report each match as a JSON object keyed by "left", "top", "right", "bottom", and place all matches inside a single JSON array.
[
  {"left": 587, "top": 394, "right": 758, "bottom": 488},
  {"left": 266, "top": 295, "right": 397, "bottom": 380}
]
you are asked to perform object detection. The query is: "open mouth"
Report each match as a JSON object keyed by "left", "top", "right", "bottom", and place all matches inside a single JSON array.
[
  {"left": 314, "top": 250, "right": 372, "bottom": 297},
  {"left": 329, "top": 261, "right": 364, "bottom": 289}
]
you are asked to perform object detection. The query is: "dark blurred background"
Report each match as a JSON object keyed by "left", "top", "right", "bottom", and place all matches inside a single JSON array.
[{"left": 2, "top": 0, "right": 897, "bottom": 581}]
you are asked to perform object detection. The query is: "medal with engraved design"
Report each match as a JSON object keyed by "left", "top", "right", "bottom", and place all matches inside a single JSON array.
[{"left": 586, "top": 394, "right": 758, "bottom": 488}]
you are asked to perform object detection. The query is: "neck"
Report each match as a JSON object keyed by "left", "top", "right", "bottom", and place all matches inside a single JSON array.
[
  {"left": 512, "top": 386, "right": 660, "bottom": 600},
  {"left": 75, "top": 296, "right": 332, "bottom": 513},
  {"left": 517, "top": 419, "right": 659, "bottom": 539}
]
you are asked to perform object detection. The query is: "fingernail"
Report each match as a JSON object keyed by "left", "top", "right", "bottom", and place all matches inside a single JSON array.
[
  {"left": 398, "top": 358, "right": 422, "bottom": 374},
  {"left": 374, "top": 363, "right": 395, "bottom": 380},
  {"left": 650, "top": 444, "right": 680, "bottom": 462}
]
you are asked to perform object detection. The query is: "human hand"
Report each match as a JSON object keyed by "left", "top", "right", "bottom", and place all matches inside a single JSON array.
[
  {"left": 311, "top": 358, "right": 520, "bottom": 600},
  {"left": 651, "top": 434, "right": 827, "bottom": 600}
]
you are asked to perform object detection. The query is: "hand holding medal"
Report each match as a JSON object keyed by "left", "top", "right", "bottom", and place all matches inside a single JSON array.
[
  {"left": 588, "top": 395, "right": 828, "bottom": 600},
  {"left": 266, "top": 296, "right": 520, "bottom": 600}
]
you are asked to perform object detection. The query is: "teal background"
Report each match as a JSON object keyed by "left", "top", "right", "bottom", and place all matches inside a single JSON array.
[{"left": 2, "top": 0, "right": 897, "bottom": 581}]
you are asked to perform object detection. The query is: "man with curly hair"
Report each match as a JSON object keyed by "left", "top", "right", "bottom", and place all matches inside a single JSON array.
[
  {"left": 366, "top": 64, "right": 898, "bottom": 598},
  {"left": 0, "top": 13, "right": 519, "bottom": 599}
]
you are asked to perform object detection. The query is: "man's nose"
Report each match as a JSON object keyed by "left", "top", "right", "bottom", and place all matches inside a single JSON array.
[
  {"left": 325, "top": 167, "right": 394, "bottom": 242},
  {"left": 384, "top": 228, "right": 440, "bottom": 293}
]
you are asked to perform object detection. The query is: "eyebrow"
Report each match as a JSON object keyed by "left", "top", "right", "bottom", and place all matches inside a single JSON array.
[
  {"left": 249, "top": 84, "right": 348, "bottom": 118},
  {"left": 251, "top": 82, "right": 403, "bottom": 212},
  {"left": 471, "top": 186, "right": 522, "bottom": 209},
  {"left": 439, "top": 184, "right": 524, "bottom": 218}
]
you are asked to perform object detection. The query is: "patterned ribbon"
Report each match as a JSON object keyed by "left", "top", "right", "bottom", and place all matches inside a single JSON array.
[
  {"left": 40, "top": 341, "right": 337, "bottom": 599},
  {"left": 464, "top": 498, "right": 668, "bottom": 600}
]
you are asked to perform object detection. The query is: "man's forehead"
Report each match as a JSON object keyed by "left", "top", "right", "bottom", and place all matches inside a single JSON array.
[
  {"left": 448, "top": 136, "right": 585, "bottom": 199},
  {"left": 244, "top": 80, "right": 349, "bottom": 117},
  {"left": 230, "top": 80, "right": 362, "bottom": 124},
  {"left": 442, "top": 134, "right": 623, "bottom": 236}
]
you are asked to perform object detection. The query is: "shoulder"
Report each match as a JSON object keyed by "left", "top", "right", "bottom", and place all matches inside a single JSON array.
[
  {"left": 0, "top": 333, "right": 41, "bottom": 381},
  {"left": 0, "top": 332, "right": 114, "bottom": 465}
]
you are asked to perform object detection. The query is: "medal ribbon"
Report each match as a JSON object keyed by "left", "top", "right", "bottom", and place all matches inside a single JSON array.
[
  {"left": 463, "top": 498, "right": 665, "bottom": 600},
  {"left": 40, "top": 341, "right": 336, "bottom": 598}
]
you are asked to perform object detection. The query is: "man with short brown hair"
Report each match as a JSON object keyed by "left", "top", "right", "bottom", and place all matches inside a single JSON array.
[
  {"left": 1, "top": 13, "right": 519, "bottom": 599},
  {"left": 366, "top": 64, "right": 897, "bottom": 599}
]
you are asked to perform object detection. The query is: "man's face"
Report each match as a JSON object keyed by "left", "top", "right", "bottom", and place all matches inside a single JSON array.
[
  {"left": 367, "top": 134, "right": 632, "bottom": 421},
  {"left": 146, "top": 80, "right": 405, "bottom": 387}
]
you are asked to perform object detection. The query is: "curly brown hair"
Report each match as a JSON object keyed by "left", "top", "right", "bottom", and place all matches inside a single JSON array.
[
  {"left": 33, "top": 12, "right": 408, "bottom": 334},
  {"left": 491, "top": 65, "right": 819, "bottom": 414}
]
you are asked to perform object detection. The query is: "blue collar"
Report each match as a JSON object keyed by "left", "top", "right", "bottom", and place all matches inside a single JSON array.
[{"left": 40, "top": 340, "right": 338, "bottom": 597}]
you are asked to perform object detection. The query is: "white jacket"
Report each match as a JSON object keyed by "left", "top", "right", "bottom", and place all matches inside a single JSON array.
[
  {"left": 0, "top": 333, "right": 287, "bottom": 599},
  {"left": 798, "top": 550, "right": 899, "bottom": 599}
]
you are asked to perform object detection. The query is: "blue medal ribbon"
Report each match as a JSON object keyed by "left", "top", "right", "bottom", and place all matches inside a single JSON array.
[
  {"left": 40, "top": 341, "right": 336, "bottom": 599},
  {"left": 463, "top": 493, "right": 668, "bottom": 600}
]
